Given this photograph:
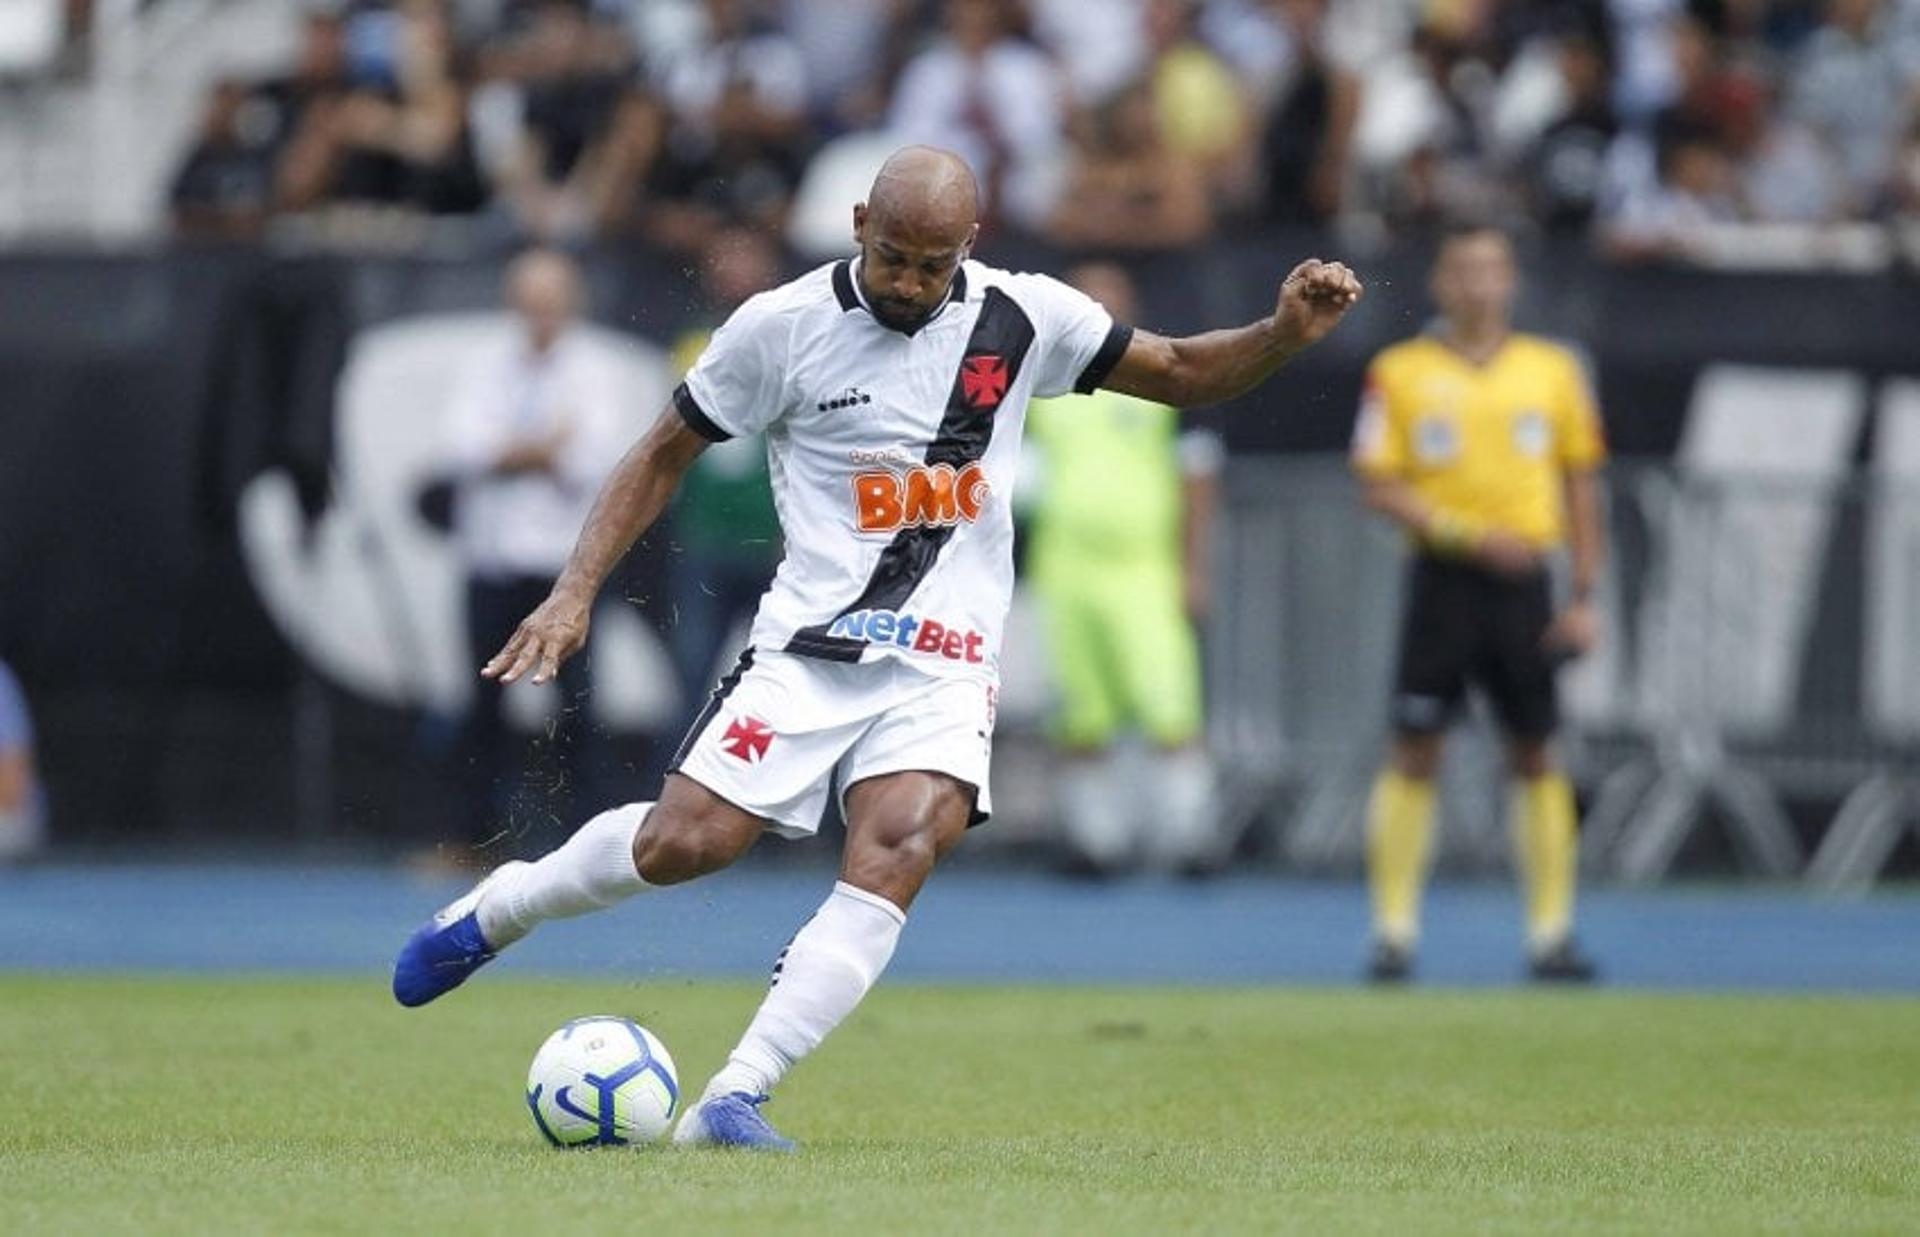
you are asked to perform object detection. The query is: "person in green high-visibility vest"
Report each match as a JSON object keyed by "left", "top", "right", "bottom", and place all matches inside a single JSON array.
[{"left": 1024, "top": 262, "right": 1222, "bottom": 877}]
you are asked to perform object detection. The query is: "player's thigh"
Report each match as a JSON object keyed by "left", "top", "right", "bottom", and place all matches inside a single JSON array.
[
  {"left": 1475, "top": 571, "right": 1559, "bottom": 742},
  {"left": 1033, "top": 573, "right": 1125, "bottom": 747},
  {"left": 668, "top": 649, "right": 862, "bottom": 839},
  {"left": 1108, "top": 565, "right": 1203, "bottom": 746},
  {"left": 839, "top": 769, "right": 974, "bottom": 908},
  {"left": 1390, "top": 556, "right": 1475, "bottom": 735}
]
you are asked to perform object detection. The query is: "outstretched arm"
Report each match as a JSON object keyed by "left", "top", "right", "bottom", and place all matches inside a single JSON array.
[
  {"left": 484, "top": 406, "right": 711, "bottom": 685},
  {"left": 1100, "top": 259, "right": 1363, "bottom": 408}
]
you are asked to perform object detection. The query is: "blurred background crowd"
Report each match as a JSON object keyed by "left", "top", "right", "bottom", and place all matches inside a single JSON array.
[
  {"left": 11, "top": 0, "right": 1920, "bottom": 261},
  {"left": 3, "top": 0, "right": 1920, "bottom": 891}
]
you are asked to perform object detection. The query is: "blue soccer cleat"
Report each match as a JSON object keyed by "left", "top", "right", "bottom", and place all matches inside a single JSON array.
[
  {"left": 391, "top": 863, "right": 523, "bottom": 1008},
  {"left": 671, "top": 1091, "right": 796, "bottom": 1152}
]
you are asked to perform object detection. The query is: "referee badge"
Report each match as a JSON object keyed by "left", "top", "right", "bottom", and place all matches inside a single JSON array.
[
  {"left": 1512, "top": 410, "right": 1549, "bottom": 457},
  {"left": 1413, "top": 416, "right": 1458, "bottom": 463}
]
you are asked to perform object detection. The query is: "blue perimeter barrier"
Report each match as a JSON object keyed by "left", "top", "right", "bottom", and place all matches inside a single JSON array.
[{"left": 1, "top": 865, "right": 1914, "bottom": 991}]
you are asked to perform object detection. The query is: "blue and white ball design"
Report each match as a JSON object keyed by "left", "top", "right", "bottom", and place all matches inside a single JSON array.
[{"left": 525, "top": 1016, "right": 679, "bottom": 1147}]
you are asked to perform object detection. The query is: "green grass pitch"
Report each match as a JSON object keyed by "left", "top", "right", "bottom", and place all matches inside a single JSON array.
[{"left": 3, "top": 976, "right": 1916, "bottom": 1235}]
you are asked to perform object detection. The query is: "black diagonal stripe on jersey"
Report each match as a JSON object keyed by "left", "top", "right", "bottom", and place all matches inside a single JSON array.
[{"left": 784, "top": 286, "right": 1036, "bottom": 662}]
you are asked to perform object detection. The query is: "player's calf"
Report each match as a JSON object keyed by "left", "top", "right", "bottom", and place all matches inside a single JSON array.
[{"left": 392, "top": 802, "right": 655, "bottom": 1008}]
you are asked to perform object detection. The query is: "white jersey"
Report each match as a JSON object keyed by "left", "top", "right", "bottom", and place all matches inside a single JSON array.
[{"left": 676, "top": 257, "right": 1130, "bottom": 681}]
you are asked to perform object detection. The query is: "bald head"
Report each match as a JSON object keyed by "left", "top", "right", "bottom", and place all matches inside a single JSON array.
[
  {"left": 852, "top": 147, "right": 981, "bottom": 332},
  {"left": 866, "top": 146, "right": 979, "bottom": 234}
]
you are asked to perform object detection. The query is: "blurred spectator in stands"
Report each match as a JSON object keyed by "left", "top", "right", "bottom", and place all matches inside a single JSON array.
[
  {"left": 440, "top": 249, "right": 625, "bottom": 863},
  {"left": 1047, "top": 79, "right": 1212, "bottom": 251},
  {"left": 1359, "top": 18, "right": 1503, "bottom": 238},
  {"left": 249, "top": 9, "right": 351, "bottom": 159},
  {"left": 1725, "top": 67, "right": 1847, "bottom": 224},
  {"left": 889, "top": 0, "right": 1066, "bottom": 231},
  {"left": 1517, "top": 22, "right": 1620, "bottom": 233},
  {"left": 541, "top": 82, "right": 672, "bottom": 242},
  {"left": 276, "top": 0, "right": 488, "bottom": 222},
  {"left": 1609, "top": 0, "right": 1688, "bottom": 125},
  {"left": 1139, "top": 0, "right": 1254, "bottom": 206},
  {"left": 1654, "top": 12, "right": 1760, "bottom": 149},
  {"left": 1600, "top": 120, "right": 1741, "bottom": 259},
  {"left": 779, "top": 0, "right": 917, "bottom": 133},
  {"left": 1028, "top": 0, "right": 1147, "bottom": 106},
  {"left": 1024, "top": 263, "right": 1222, "bottom": 877},
  {"left": 0, "top": 657, "right": 44, "bottom": 864},
  {"left": 1894, "top": 106, "right": 1920, "bottom": 223},
  {"left": 169, "top": 78, "right": 278, "bottom": 243},
  {"left": 663, "top": 226, "right": 784, "bottom": 731},
  {"left": 1786, "top": 0, "right": 1920, "bottom": 216},
  {"left": 635, "top": 0, "right": 812, "bottom": 251},
  {"left": 1253, "top": 0, "right": 1362, "bottom": 225},
  {"left": 491, "top": 0, "right": 635, "bottom": 242}
]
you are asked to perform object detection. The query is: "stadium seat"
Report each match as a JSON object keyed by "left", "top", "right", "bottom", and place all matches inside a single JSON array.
[
  {"left": 1809, "top": 380, "right": 1920, "bottom": 889},
  {"left": 1610, "top": 364, "right": 1865, "bottom": 881}
]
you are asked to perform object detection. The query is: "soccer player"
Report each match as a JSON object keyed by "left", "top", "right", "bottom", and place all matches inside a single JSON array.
[
  {"left": 393, "top": 146, "right": 1362, "bottom": 1149},
  {"left": 1024, "top": 262, "right": 1222, "bottom": 876},
  {"left": 1350, "top": 222, "right": 1606, "bottom": 984}
]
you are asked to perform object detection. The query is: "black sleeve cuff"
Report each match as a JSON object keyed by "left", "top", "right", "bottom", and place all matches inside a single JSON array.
[
  {"left": 673, "top": 381, "right": 732, "bottom": 442},
  {"left": 1073, "top": 322, "right": 1134, "bottom": 394}
]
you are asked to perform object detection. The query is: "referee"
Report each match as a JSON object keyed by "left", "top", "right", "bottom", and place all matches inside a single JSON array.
[{"left": 1350, "top": 223, "right": 1606, "bottom": 983}]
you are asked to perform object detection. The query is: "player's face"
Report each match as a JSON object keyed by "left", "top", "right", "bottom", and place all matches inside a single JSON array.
[
  {"left": 854, "top": 206, "right": 974, "bottom": 332},
  {"left": 1432, "top": 232, "right": 1516, "bottom": 326}
]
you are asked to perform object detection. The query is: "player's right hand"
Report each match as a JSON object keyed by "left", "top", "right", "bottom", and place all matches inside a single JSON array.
[
  {"left": 1474, "top": 529, "right": 1543, "bottom": 578},
  {"left": 483, "top": 591, "right": 591, "bottom": 685}
]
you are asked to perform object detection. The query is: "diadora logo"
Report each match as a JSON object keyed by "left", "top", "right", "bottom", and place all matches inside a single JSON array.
[
  {"left": 816, "top": 387, "right": 873, "bottom": 413},
  {"left": 720, "top": 715, "right": 774, "bottom": 763},
  {"left": 852, "top": 462, "right": 989, "bottom": 532},
  {"left": 959, "top": 354, "right": 1008, "bottom": 410},
  {"left": 826, "top": 609, "right": 986, "bottom": 664}
]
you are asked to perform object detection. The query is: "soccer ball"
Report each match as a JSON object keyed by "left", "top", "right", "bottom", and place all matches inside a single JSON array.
[{"left": 524, "top": 1016, "right": 680, "bottom": 1147}]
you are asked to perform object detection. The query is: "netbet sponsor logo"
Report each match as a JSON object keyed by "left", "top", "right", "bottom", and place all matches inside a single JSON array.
[
  {"left": 852, "top": 462, "right": 989, "bottom": 532},
  {"left": 825, "top": 609, "right": 986, "bottom": 664}
]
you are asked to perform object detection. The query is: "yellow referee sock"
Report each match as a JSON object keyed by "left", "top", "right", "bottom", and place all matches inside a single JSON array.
[
  {"left": 1366, "top": 770, "right": 1435, "bottom": 948},
  {"left": 1512, "top": 774, "right": 1578, "bottom": 953}
]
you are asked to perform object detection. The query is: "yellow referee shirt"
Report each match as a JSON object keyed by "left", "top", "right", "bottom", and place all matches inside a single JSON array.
[{"left": 1350, "top": 333, "right": 1605, "bottom": 549}]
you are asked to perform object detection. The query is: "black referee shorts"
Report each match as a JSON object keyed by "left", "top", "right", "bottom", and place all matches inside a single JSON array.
[{"left": 1389, "top": 554, "right": 1560, "bottom": 741}]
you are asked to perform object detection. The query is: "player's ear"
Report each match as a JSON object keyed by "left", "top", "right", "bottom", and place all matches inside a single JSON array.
[
  {"left": 961, "top": 222, "right": 979, "bottom": 260},
  {"left": 852, "top": 203, "right": 868, "bottom": 246}
]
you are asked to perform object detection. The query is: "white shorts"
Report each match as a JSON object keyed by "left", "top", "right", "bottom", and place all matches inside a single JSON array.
[{"left": 669, "top": 649, "right": 997, "bottom": 839}]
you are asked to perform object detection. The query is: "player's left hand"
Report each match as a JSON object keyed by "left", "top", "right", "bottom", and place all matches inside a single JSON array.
[
  {"left": 1542, "top": 599, "right": 1600, "bottom": 659},
  {"left": 1274, "top": 259, "right": 1363, "bottom": 350}
]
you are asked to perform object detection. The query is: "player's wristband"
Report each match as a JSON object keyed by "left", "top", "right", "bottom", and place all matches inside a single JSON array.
[{"left": 1425, "top": 510, "right": 1486, "bottom": 556}]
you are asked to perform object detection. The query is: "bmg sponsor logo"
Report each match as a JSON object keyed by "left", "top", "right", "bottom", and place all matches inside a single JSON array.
[
  {"left": 852, "top": 462, "right": 989, "bottom": 532},
  {"left": 825, "top": 608, "right": 986, "bottom": 663}
]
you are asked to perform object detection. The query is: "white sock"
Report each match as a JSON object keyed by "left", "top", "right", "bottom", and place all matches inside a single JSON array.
[
  {"left": 705, "top": 881, "right": 905, "bottom": 1099},
  {"left": 1059, "top": 753, "right": 1131, "bottom": 868},
  {"left": 475, "top": 802, "right": 652, "bottom": 946},
  {"left": 1141, "top": 747, "right": 1219, "bottom": 870}
]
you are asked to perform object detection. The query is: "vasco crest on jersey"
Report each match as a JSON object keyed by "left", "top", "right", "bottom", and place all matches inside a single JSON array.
[{"left": 958, "top": 354, "right": 1009, "bottom": 410}]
